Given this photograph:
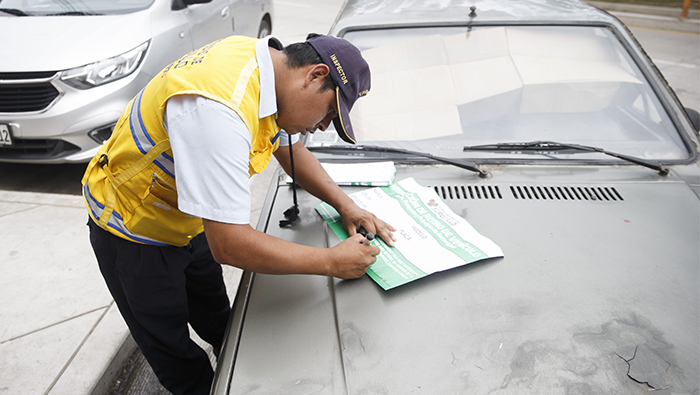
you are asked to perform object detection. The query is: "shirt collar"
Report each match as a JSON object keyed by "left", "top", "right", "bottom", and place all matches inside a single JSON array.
[{"left": 255, "top": 36, "right": 283, "bottom": 119}]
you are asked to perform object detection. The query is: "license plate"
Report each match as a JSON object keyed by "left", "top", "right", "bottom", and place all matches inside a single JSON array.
[{"left": 0, "top": 124, "right": 12, "bottom": 146}]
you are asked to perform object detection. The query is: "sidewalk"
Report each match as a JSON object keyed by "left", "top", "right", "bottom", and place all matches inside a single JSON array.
[
  {"left": 0, "top": 1, "right": 695, "bottom": 395},
  {"left": 0, "top": 191, "right": 131, "bottom": 394},
  {"left": 0, "top": 179, "right": 279, "bottom": 395}
]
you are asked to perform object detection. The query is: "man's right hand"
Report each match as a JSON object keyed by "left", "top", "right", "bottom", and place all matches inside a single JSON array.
[
  {"left": 204, "top": 220, "right": 380, "bottom": 280},
  {"left": 328, "top": 233, "right": 381, "bottom": 279}
]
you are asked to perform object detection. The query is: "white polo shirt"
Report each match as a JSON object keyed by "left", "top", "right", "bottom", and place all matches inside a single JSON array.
[{"left": 165, "top": 36, "right": 298, "bottom": 224}]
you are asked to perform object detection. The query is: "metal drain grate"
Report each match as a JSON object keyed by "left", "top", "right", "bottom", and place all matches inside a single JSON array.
[
  {"left": 510, "top": 185, "right": 623, "bottom": 201},
  {"left": 431, "top": 185, "right": 503, "bottom": 200}
]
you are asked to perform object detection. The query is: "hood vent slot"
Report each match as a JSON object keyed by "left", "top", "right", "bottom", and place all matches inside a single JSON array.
[
  {"left": 510, "top": 185, "right": 623, "bottom": 201},
  {"left": 431, "top": 185, "right": 503, "bottom": 200},
  {"left": 430, "top": 184, "right": 623, "bottom": 201}
]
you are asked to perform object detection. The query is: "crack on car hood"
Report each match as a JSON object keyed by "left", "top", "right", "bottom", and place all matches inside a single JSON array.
[
  {"left": 616, "top": 344, "right": 672, "bottom": 391},
  {"left": 488, "top": 313, "right": 698, "bottom": 393}
]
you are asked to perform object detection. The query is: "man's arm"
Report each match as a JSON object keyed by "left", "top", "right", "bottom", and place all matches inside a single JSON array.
[
  {"left": 203, "top": 221, "right": 377, "bottom": 279},
  {"left": 274, "top": 140, "right": 396, "bottom": 245},
  {"left": 166, "top": 96, "right": 382, "bottom": 279}
]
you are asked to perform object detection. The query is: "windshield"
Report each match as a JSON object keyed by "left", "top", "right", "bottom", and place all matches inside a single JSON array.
[
  {"left": 0, "top": 0, "right": 154, "bottom": 15},
  {"left": 306, "top": 25, "right": 687, "bottom": 162}
]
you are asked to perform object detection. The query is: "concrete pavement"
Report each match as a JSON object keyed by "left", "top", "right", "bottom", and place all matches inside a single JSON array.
[
  {"left": 0, "top": 191, "right": 126, "bottom": 394},
  {"left": 0, "top": 1, "right": 697, "bottom": 394}
]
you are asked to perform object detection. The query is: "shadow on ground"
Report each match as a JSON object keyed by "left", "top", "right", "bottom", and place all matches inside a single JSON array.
[{"left": 0, "top": 162, "right": 85, "bottom": 195}]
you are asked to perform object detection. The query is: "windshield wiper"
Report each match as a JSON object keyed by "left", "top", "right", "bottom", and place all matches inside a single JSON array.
[
  {"left": 0, "top": 8, "right": 30, "bottom": 16},
  {"left": 463, "top": 140, "right": 669, "bottom": 176},
  {"left": 45, "top": 11, "right": 101, "bottom": 15},
  {"left": 308, "top": 144, "right": 489, "bottom": 178}
]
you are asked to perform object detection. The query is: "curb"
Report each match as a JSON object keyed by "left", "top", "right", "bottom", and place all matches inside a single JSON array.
[{"left": 90, "top": 336, "right": 138, "bottom": 395}]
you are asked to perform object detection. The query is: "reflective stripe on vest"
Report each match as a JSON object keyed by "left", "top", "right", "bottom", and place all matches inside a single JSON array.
[
  {"left": 83, "top": 183, "right": 170, "bottom": 246},
  {"left": 271, "top": 131, "right": 281, "bottom": 145},
  {"left": 129, "top": 90, "right": 176, "bottom": 179}
]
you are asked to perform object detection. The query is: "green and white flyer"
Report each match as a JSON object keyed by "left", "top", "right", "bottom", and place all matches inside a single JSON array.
[{"left": 315, "top": 177, "right": 504, "bottom": 290}]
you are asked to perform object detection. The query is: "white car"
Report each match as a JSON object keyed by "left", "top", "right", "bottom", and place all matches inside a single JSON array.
[
  {"left": 212, "top": 0, "right": 699, "bottom": 393},
  {"left": 0, "top": 0, "right": 272, "bottom": 163}
]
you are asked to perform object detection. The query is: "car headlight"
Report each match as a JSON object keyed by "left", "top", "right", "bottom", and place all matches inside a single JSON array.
[{"left": 60, "top": 41, "right": 149, "bottom": 89}]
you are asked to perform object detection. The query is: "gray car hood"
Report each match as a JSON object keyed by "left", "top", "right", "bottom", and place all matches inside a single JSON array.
[
  {"left": 0, "top": 12, "right": 151, "bottom": 71},
  {"left": 224, "top": 165, "right": 699, "bottom": 394}
]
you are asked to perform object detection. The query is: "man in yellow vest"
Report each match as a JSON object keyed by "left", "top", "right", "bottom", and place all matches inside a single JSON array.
[{"left": 82, "top": 33, "right": 395, "bottom": 394}]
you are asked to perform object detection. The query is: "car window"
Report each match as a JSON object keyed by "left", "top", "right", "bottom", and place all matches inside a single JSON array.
[
  {"left": 307, "top": 26, "right": 688, "bottom": 161},
  {"left": 0, "top": 0, "right": 154, "bottom": 15}
]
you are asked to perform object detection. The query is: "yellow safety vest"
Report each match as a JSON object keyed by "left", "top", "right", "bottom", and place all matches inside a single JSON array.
[{"left": 82, "top": 36, "right": 281, "bottom": 247}]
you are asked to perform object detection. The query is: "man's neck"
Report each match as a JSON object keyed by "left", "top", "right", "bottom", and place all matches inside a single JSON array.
[{"left": 270, "top": 48, "right": 296, "bottom": 114}]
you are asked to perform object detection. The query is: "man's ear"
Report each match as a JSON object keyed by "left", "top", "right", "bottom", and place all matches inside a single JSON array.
[{"left": 306, "top": 63, "right": 330, "bottom": 85}]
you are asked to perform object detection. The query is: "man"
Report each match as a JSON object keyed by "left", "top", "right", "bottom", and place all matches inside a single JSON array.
[{"left": 82, "top": 33, "right": 395, "bottom": 394}]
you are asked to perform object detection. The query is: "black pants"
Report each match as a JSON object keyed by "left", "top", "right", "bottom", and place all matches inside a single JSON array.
[{"left": 88, "top": 218, "right": 231, "bottom": 395}]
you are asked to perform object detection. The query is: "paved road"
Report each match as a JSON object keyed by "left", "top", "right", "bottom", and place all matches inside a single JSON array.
[{"left": 632, "top": 27, "right": 700, "bottom": 112}]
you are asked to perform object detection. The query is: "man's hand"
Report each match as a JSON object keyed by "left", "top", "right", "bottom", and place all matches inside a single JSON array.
[
  {"left": 273, "top": 140, "right": 396, "bottom": 246},
  {"left": 328, "top": 234, "right": 381, "bottom": 279},
  {"left": 205, "top": 220, "right": 378, "bottom": 279},
  {"left": 338, "top": 203, "right": 397, "bottom": 247}
]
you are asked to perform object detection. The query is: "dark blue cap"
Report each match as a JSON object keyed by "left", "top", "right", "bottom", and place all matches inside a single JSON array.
[{"left": 307, "top": 35, "right": 370, "bottom": 144}]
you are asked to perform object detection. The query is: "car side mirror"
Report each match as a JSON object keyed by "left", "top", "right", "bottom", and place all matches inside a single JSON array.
[
  {"left": 172, "top": 0, "right": 212, "bottom": 11},
  {"left": 685, "top": 107, "right": 700, "bottom": 133}
]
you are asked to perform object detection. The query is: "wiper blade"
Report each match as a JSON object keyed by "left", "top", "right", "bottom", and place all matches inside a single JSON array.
[
  {"left": 308, "top": 144, "right": 489, "bottom": 178},
  {"left": 0, "top": 8, "right": 30, "bottom": 16},
  {"left": 463, "top": 140, "right": 669, "bottom": 176},
  {"left": 46, "top": 11, "right": 102, "bottom": 15}
]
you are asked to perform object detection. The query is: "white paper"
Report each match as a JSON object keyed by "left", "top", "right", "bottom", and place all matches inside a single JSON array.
[
  {"left": 286, "top": 161, "right": 396, "bottom": 186},
  {"left": 316, "top": 178, "right": 504, "bottom": 290}
]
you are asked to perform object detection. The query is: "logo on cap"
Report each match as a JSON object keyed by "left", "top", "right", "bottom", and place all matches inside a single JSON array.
[{"left": 330, "top": 54, "right": 348, "bottom": 85}]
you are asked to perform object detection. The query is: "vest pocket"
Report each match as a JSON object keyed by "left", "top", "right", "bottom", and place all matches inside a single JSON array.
[
  {"left": 148, "top": 172, "right": 178, "bottom": 208},
  {"left": 124, "top": 172, "right": 202, "bottom": 246}
]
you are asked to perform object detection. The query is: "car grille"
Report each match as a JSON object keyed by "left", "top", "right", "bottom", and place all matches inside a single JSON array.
[
  {"left": 0, "top": 138, "right": 80, "bottom": 160},
  {"left": 0, "top": 72, "right": 60, "bottom": 113}
]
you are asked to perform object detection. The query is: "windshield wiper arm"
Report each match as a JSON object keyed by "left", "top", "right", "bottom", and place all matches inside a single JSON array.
[
  {"left": 463, "top": 140, "right": 669, "bottom": 176},
  {"left": 308, "top": 144, "right": 489, "bottom": 178}
]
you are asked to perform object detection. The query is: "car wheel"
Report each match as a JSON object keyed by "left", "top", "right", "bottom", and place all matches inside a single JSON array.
[{"left": 258, "top": 18, "right": 271, "bottom": 38}]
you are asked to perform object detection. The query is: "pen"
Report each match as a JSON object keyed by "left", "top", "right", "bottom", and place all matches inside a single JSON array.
[{"left": 362, "top": 232, "right": 375, "bottom": 245}]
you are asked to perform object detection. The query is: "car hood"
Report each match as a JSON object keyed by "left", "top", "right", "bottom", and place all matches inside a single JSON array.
[
  {"left": 0, "top": 13, "right": 152, "bottom": 72},
  {"left": 221, "top": 165, "right": 700, "bottom": 394}
]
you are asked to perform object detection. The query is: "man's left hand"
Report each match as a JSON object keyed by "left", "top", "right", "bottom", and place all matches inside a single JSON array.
[{"left": 339, "top": 204, "right": 397, "bottom": 247}]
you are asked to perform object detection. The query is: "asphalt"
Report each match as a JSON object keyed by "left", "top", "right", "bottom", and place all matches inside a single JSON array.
[{"left": 0, "top": 1, "right": 697, "bottom": 394}]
